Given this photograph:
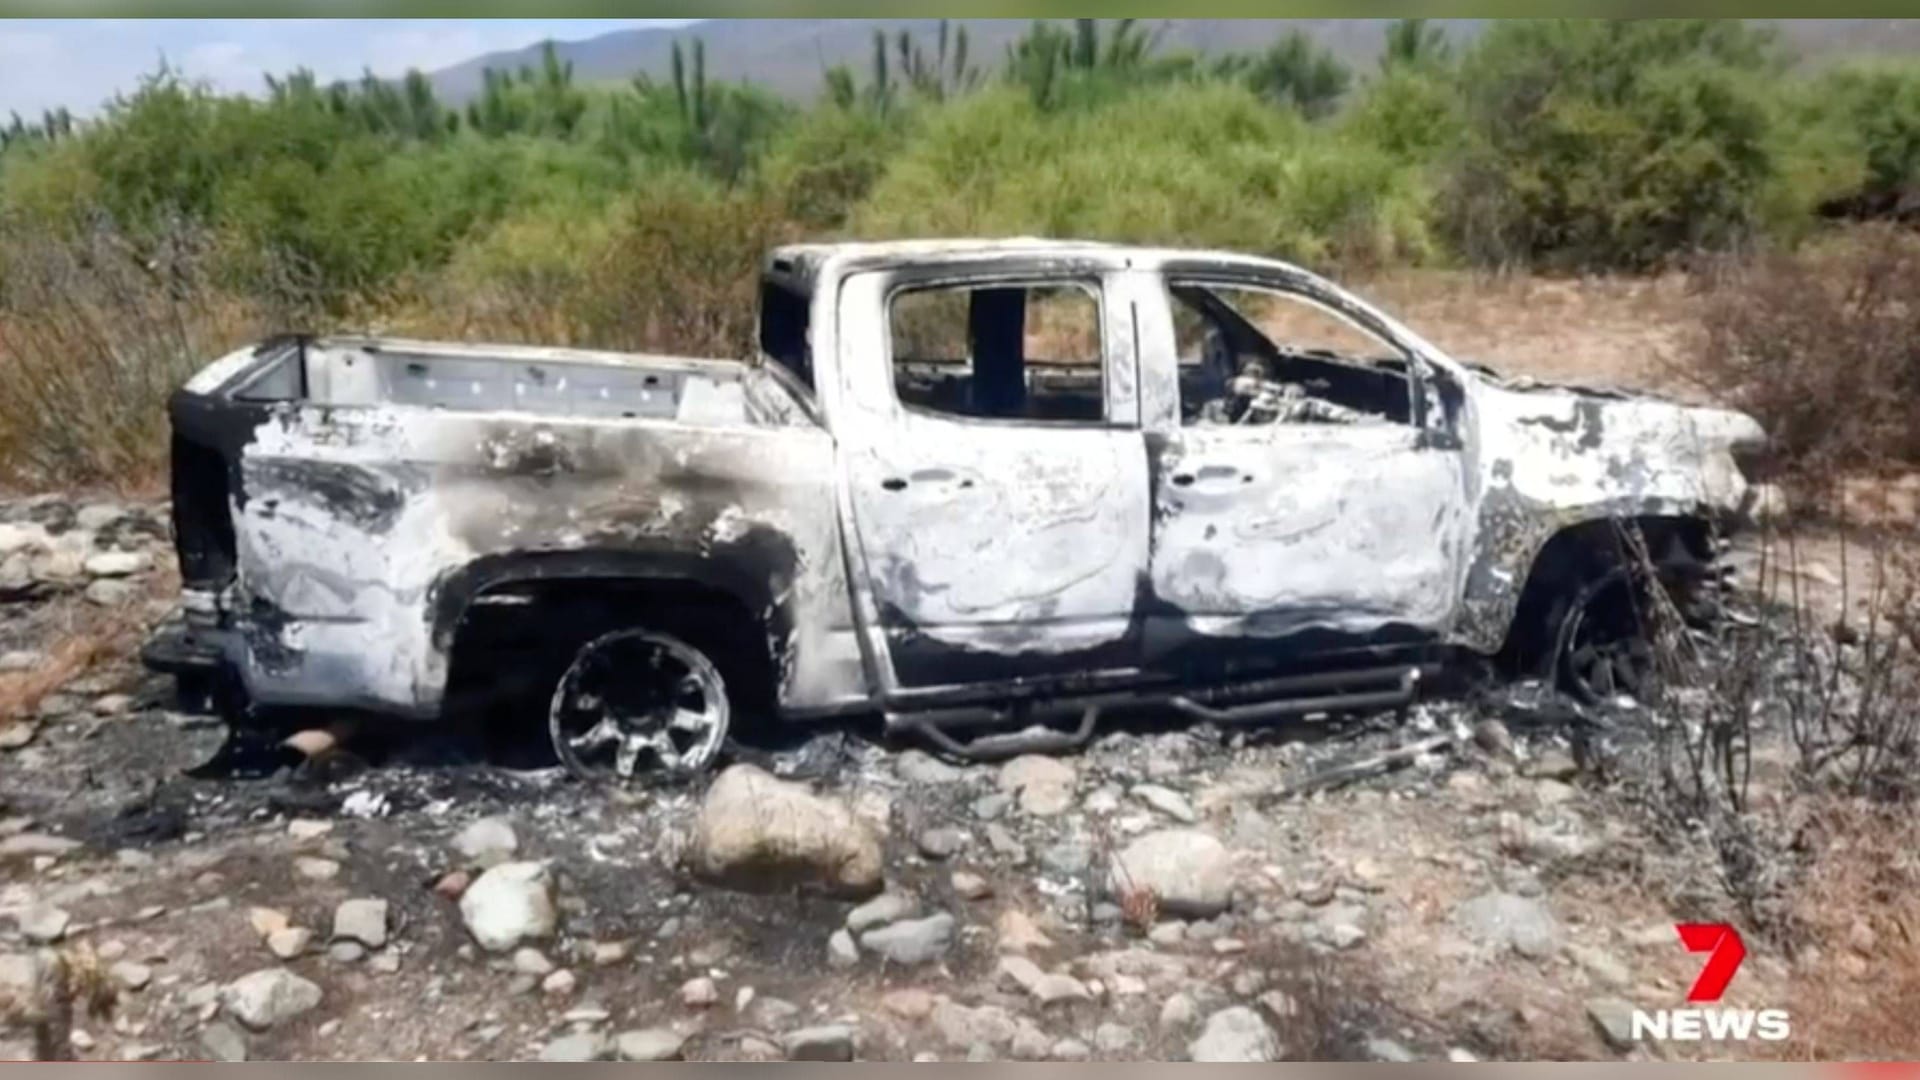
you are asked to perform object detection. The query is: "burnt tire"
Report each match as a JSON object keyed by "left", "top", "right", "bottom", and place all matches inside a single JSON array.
[{"left": 548, "top": 627, "right": 731, "bottom": 783}]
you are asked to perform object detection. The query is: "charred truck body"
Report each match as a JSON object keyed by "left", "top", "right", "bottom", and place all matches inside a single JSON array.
[{"left": 146, "top": 240, "right": 1767, "bottom": 779}]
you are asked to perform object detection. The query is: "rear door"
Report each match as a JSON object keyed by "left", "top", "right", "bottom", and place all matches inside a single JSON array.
[
  {"left": 1140, "top": 273, "right": 1472, "bottom": 664},
  {"left": 834, "top": 266, "right": 1150, "bottom": 693}
]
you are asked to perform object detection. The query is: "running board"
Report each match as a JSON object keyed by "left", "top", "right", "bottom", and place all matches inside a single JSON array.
[{"left": 887, "top": 663, "right": 1432, "bottom": 761}]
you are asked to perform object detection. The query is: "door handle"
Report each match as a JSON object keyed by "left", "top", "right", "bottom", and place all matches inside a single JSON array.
[
  {"left": 881, "top": 477, "right": 908, "bottom": 492},
  {"left": 1171, "top": 465, "right": 1248, "bottom": 488}
]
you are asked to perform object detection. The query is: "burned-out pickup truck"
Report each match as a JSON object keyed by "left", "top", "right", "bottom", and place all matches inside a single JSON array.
[{"left": 145, "top": 239, "right": 1766, "bottom": 780}]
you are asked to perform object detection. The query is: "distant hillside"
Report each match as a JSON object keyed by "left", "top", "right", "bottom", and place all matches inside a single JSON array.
[{"left": 428, "top": 18, "right": 1920, "bottom": 102}]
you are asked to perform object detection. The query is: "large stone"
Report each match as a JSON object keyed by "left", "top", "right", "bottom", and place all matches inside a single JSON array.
[
  {"left": 782, "top": 1025, "right": 856, "bottom": 1061},
  {"left": 1190, "top": 1006, "right": 1279, "bottom": 1062},
  {"left": 689, "top": 764, "right": 883, "bottom": 899},
  {"left": 896, "top": 750, "right": 968, "bottom": 786},
  {"left": 930, "top": 999, "right": 1019, "bottom": 1049},
  {"left": 459, "top": 861, "right": 556, "bottom": 952},
  {"left": 615, "top": 1028, "right": 686, "bottom": 1062},
  {"left": 222, "top": 968, "right": 323, "bottom": 1031},
  {"left": 1454, "top": 891, "right": 1561, "bottom": 959},
  {"left": 452, "top": 816, "right": 518, "bottom": 868},
  {"left": 83, "top": 551, "right": 150, "bottom": 578},
  {"left": 859, "top": 913, "right": 955, "bottom": 965},
  {"left": 540, "top": 1033, "right": 609, "bottom": 1062},
  {"left": 847, "top": 892, "right": 917, "bottom": 933},
  {"left": 1587, "top": 997, "right": 1637, "bottom": 1052},
  {"left": 331, "top": 898, "right": 388, "bottom": 949},
  {"left": 998, "top": 755, "right": 1076, "bottom": 816},
  {"left": 1109, "top": 829, "right": 1234, "bottom": 917}
]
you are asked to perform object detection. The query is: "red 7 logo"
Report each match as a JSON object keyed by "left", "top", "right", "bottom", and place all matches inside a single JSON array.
[{"left": 1676, "top": 923, "right": 1747, "bottom": 1003}]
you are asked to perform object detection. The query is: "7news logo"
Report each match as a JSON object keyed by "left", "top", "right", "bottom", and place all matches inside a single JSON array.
[{"left": 1629, "top": 923, "right": 1791, "bottom": 1042}]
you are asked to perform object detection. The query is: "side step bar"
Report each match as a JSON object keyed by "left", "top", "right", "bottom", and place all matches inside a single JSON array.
[{"left": 887, "top": 663, "right": 1433, "bottom": 761}]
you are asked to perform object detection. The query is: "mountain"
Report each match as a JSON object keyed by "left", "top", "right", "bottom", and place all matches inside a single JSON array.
[{"left": 427, "top": 19, "right": 1920, "bottom": 103}]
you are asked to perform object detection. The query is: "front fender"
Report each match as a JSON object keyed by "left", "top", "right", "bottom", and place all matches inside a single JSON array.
[{"left": 1451, "top": 381, "right": 1759, "bottom": 653}]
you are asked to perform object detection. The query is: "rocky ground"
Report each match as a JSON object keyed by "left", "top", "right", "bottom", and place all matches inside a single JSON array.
[{"left": 0, "top": 494, "right": 1890, "bottom": 1062}]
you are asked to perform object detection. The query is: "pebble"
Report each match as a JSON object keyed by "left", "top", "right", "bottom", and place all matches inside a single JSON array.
[
  {"left": 827, "top": 929, "right": 859, "bottom": 969},
  {"left": 860, "top": 913, "right": 955, "bottom": 965},
  {"left": 19, "top": 904, "right": 70, "bottom": 943},
  {"left": 512, "top": 947, "right": 554, "bottom": 975},
  {"left": 950, "top": 870, "right": 993, "bottom": 900},
  {"left": 294, "top": 857, "right": 340, "bottom": 881},
  {"left": 916, "top": 827, "right": 967, "bottom": 860},
  {"left": 110, "top": 961, "right": 153, "bottom": 991},
  {"left": 541, "top": 969, "right": 576, "bottom": 996},
  {"left": 1131, "top": 783, "right": 1198, "bottom": 823},
  {"left": 615, "top": 1028, "right": 685, "bottom": 1062},
  {"left": 267, "top": 928, "right": 313, "bottom": 959},
  {"left": 680, "top": 976, "right": 719, "bottom": 1007},
  {"left": 782, "top": 1024, "right": 856, "bottom": 1061},
  {"left": 847, "top": 891, "right": 917, "bottom": 933},
  {"left": 332, "top": 897, "right": 389, "bottom": 949},
  {"left": 539, "top": 1033, "right": 608, "bottom": 1062}
]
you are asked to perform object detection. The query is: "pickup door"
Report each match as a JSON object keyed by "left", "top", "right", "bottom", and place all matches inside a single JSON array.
[
  {"left": 1136, "top": 267, "right": 1474, "bottom": 665},
  {"left": 832, "top": 266, "right": 1151, "bottom": 693}
]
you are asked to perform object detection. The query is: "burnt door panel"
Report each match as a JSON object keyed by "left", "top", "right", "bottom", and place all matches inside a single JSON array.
[
  {"left": 847, "top": 421, "right": 1150, "bottom": 688},
  {"left": 1146, "top": 422, "right": 1470, "bottom": 666}
]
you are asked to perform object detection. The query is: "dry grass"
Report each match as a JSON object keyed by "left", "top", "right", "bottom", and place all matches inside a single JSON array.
[
  {"left": 1358, "top": 267, "right": 1702, "bottom": 396},
  {"left": 1770, "top": 798, "right": 1920, "bottom": 1060},
  {"left": 0, "top": 567, "right": 173, "bottom": 727},
  {"left": 0, "top": 220, "right": 291, "bottom": 492}
]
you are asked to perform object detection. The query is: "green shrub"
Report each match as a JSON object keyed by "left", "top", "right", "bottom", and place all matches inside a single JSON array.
[
  {"left": 854, "top": 83, "right": 1433, "bottom": 268},
  {"left": 1444, "top": 19, "right": 1784, "bottom": 269}
]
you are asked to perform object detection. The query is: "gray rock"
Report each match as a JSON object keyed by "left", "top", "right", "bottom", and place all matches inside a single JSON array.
[
  {"left": 75, "top": 504, "right": 125, "bottom": 531},
  {"left": 1131, "top": 783, "right": 1198, "bottom": 823},
  {"left": 615, "top": 1028, "right": 686, "bottom": 1062},
  {"left": 1159, "top": 992, "right": 1199, "bottom": 1032},
  {"left": 267, "top": 928, "right": 313, "bottom": 959},
  {"left": 1569, "top": 943, "right": 1631, "bottom": 988},
  {"left": 84, "top": 578, "right": 138, "bottom": 607},
  {"left": 859, "top": 913, "right": 955, "bottom": 965},
  {"left": 950, "top": 870, "right": 993, "bottom": 900},
  {"left": 1190, "top": 1006, "right": 1279, "bottom": 1062},
  {"left": 1039, "top": 841, "right": 1091, "bottom": 876},
  {"left": 1010, "top": 1020, "right": 1051, "bottom": 1061},
  {"left": 328, "top": 941, "right": 365, "bottom": 964},
  {"left": 1454, "top": 891, "right": 1561, "bottom": 959},
  {"left": 1587, "top": 997, "right": 1636, "bottom": 1052},
  {"left": 1051, "top": 1037, "right": 1092, "bottom": 1061},
  {"left": 0, "top": 722, "right": 33, "bottom": 752},
  {"left": 689, "top": 764, "right": 883, "bottom": 899},
  {"left": 999, "top": 755, "right": 1076, "bottom": 816},
  {"left": 540, "top": 1033, "right": 609, "bottom": 1062},
  {"left": 972, "top": 793, "right": 1011, "bottom": 821},
  {"left": 930, "top": 999, "right": 1019, "bottom": 1050},
  {"left": 459, "top": 861, "right": 556, "bottom": 952},
  {"left": 0, "top": 650, "right": 43, "bottom": 673},
  {"left": 1109, "top": 829, "right": 1234, "bottom": 917},
  {"left": 985, "top": 824, "right": 1027, "bottom": 863},
  {"left": 1368, "top": 1037, "right": 1416, "bottom": 1062},
  {"left": 917, "top": 827, "right": 967, "bottom": 860},
  {"left": 331, "top": 897, "right": 388, "bottom": 949},
  {"left": 511, "top": 947, "right": 554, "bottom": 975},
  {"left": 827, "top": 928, "right": 859, "bottom": 969},
  {"left": 84, "top": 551, "right": 150, "bottom": 578},
  {"left": 110, "top": 961, "right": 153, "bottom": 991},
  {"left": 782, "top": 1024, "right": 856, "bottom": 1061},
  {"left": 222, "top": 968, "right": 323, "bottom": 1031},
  {"left": 198, "top": 1022, "right": 248, "bottom": 1062},
  {"left": 452, "top": 817, "right": 518, "bottom": 868},
  {"left": 1094, "top": 1022, "right": 1135, "bottom": 1053},
  {"left": 18, "top": 904, "right": 69, "bottom": 943},
  {"left": 847, "top": 892, "right": 917, "bottom": 933}
]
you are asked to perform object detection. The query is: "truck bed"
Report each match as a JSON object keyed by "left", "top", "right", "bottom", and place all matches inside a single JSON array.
[{"left": 221, "top": 335, "right": 761, "bottom": 425}]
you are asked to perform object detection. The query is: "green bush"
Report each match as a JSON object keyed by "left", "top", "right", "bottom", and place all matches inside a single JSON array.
[
  {"left": 1443, "top": 20, "right": 1784, "bottom": 270},
  {"left": 854, "top": 82, "right": 1434, "bottom": 268}
]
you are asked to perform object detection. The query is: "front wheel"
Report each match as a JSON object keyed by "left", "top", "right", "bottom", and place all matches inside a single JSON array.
[{"left": 547, "top": 628, "right": 731, "bottom": 783}]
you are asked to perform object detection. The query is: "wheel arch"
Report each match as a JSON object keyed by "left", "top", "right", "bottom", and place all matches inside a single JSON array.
[{"left": 1494, "top": 513, "right": 1716, "bottom": 675}]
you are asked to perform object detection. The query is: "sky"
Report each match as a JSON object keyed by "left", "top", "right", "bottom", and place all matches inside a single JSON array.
[{"left": 0, "top": 19, "right": 693, "bottom": 119}]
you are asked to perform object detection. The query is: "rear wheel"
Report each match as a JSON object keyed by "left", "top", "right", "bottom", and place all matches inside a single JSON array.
[{"left": 547, "top": 628, "right": 731, "bottom": 783}]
